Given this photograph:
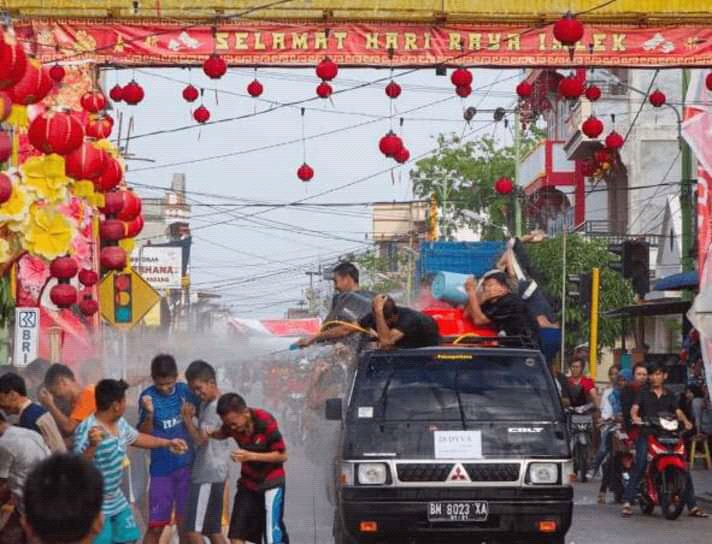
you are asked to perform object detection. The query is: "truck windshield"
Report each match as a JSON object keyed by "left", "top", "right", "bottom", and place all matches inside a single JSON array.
[{"left": 351, "top": 355, "right": 559, "bottom": 422}]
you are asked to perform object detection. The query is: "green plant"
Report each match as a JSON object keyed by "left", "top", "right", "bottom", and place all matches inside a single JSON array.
[{"left": 526, "top": 236, "right": 635, "bottom": 348}]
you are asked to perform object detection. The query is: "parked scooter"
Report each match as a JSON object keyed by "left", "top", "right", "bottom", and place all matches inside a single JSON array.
[{"left": 637, "top": 415, "right": 688, "bottom": 520}]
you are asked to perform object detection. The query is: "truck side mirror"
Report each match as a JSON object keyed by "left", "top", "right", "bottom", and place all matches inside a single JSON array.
[{"left": 325, "top": 398, "right": 343, "bottom": 421}]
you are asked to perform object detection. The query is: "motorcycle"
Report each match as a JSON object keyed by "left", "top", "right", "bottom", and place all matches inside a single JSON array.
[
  {"left": 638, "top": 415, "right": 689, "bottom": 520},
  {"left": 600, "top": 423, "right": 636, "bottom": 503},
  {"left": 569, "top": 405, "right": 594, "bottom": 482}
]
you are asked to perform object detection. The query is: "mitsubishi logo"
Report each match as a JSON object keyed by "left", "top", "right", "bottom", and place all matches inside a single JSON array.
[{"left": 446, "top": 463, "right": 471, "bottom": 482}]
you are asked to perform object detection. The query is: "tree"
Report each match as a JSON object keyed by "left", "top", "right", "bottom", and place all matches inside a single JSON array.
[
  {"left": 525, "top": 235, "right": 635, "bottom": 349},
  {"left": 410, "top": 129, "right": 543, "bottom": 239},
  {"left": 353, "top": 249, "right": 411, "bottom": 296}
]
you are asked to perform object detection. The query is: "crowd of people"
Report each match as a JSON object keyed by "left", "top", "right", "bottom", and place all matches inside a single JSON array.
[{"left": 0, "top": 355, "right": 290, "bottom": 544}]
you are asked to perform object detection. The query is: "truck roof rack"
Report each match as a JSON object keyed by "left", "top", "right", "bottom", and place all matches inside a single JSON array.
[{"left": 440, "top": 334, "right": 540, "bottom": 350}]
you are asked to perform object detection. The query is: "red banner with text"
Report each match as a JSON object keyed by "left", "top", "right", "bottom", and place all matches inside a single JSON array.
[{"left": 16, "top": 20, "right": 712, "bottom": 67}]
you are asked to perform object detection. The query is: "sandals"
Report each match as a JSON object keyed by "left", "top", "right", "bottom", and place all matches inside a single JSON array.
[
  {"left": 689, "top": 507, "right": 710, "bottom": 518},
  {"left": 598, "top": 493, "right": 606, "bottom": 505},
  {"left": 622, "top": 504, "right": 633, "bottom": 517}
]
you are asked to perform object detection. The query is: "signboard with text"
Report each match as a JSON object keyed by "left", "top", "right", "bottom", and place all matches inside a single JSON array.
[
  {"left": 13, "top": 308, "right": 39, "bottom": 367},
  {"left": 131, "top": 246, "right": 183, "bottom": 290}
]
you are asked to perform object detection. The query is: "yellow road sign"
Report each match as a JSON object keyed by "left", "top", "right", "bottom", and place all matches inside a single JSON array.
[{"left": 98, "top": 270, "right": 161, "bottom": 329}]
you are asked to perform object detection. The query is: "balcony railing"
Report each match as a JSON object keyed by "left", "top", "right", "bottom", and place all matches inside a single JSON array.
[{"left": 573, "top": 220, "right": 663, "bottom": 247}]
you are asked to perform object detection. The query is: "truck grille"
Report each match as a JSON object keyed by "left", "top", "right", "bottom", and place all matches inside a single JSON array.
[
  {"left": 463, "top": 463, "right": 521, "bottom": 482},
  {"left": 396, "top": 463, "right": 453, "bottom": 482}
]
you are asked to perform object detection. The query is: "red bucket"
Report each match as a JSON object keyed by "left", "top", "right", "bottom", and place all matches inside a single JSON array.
[{"left": 422, "top": 307, "right": 497, "bottom": 338}]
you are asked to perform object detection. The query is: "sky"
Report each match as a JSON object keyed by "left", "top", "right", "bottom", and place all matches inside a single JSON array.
[{"left": 113, "top": 66, "right": 520, "bottom": 317}]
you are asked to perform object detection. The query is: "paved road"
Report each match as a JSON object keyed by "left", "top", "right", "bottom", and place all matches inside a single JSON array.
[{"left": 283, "top": 448, "right": 712, "bottom": 544}]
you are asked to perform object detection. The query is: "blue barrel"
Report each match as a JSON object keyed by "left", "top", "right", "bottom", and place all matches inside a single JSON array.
[{"left": 432, "top": 271, "right": 472, "bottom": 305}]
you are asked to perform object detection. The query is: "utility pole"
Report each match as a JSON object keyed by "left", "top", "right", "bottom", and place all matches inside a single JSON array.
[
  {"left": 589, "top": 268, "right": 601, "bottom": 381},
  {"left": 514, "top": 107, "right": 523, "bottom": 237},
  {"left": 305, "top": 268, "right": 321, "bottom": 316}
]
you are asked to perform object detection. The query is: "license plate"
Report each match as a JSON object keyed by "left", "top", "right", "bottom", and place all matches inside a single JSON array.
[{"left": 427, "top": 501, "right": 489, "bottom": 522}]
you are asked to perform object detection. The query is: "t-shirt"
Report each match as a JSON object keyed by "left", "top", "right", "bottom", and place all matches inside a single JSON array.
[
  {"left": 222, "top": 408, "right": 286, "bottom": 492},
  {"left": 73, "top": 415, "right": 139, "bottom": 516},
  {"left": 480, "top": 293, "right": 538, "bottom": 342},
  {"left": 325, "top": 290, "right": 374, "bottom": 323},
  {"left": 138, "top": 383, "right": 197, "bottom": 476},
  {"left": 0, "top": 426, "right": 50, "bottom": 511},
  {"left": 359, "top": 307, "right": 440, "bottom": 349},
  {"left": 192, "top": 399, "right": 232, "bottom": 484},
  {"left": 635, "top": 387, "right": 679, "bottom": 435},
  {"left": 18, "top": 400, "right": 66, "bottom": 453},
  {"left": 566, "top": 376, "right": 596, "bottom": 408},
  {"left": 70, "top": 385, "right": 96, "bottom": 423}
]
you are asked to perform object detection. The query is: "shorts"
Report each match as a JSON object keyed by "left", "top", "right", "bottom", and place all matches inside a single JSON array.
[
  {"left": 228, "top": 486, "right": 289, "bottom": 544},
  {"left": 185, "top": 482, "right": 225, "bottom": 536},
  {"left": 148, "top": 466, "right": 191, "bottom": 528},
  {"left": 94, "top": 506, "right": 141, "bottom": 544}
]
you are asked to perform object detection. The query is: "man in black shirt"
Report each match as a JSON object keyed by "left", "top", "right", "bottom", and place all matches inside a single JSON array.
[
  {"left": 464, "top": 272, "right": 538, "bottom": 345},
  {"left": 359, "top": 295, "right": 440, "bottom": 349},
  {"left": 622, "top": 363, "right": 707, "bottom": 517}
]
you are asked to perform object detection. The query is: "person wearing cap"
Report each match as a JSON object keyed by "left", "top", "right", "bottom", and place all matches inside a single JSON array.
[{"left": 464, "top": 271, "right": 538, "bottom": 345}]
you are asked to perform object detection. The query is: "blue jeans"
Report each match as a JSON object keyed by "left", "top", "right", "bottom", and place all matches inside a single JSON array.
[{"left": 592, "top": 425, "right": 615, "bottom": 475}]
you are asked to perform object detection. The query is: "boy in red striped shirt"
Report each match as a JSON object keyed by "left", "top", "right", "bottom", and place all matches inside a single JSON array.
[{"left": 213, "top": 393, "right": 289, "bottom": 544}]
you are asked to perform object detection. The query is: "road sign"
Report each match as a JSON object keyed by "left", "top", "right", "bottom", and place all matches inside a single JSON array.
[
  {"left": 98, "top": 270, "right": 161, "bottom": 328},
  {"left": 13, "top": 307, "right": 39, "bottom": 367}
]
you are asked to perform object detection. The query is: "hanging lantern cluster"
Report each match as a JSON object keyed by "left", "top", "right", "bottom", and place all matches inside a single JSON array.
[
  {"left": 109, "top": 80, "right": 145, "bottom": 105},
  {"left": 49, "top": 256, "right": 78, "bottom": 309},
  {"left": 558, "top": 75, "right": 584, "bottom": 100},
  {"left": 99, "top": 188, "right": 143, "bottom": 271},
  {"left": 451, "top": 67, "right": 473, "bottom": 98},
  {"left": 605, "top": 130, "right": 624, "bottom": 151},
  {"left": 28, "top": 110, "right": 84, "bottom": 155},
  {"left": 86, "top": 113, "right": 114, "bottom": 140},
  {"left": 378, "top": 130, "right": 410, "bottom": 165},
  {"left": 315, "top": 57, "right": 338, "bottom": 99}
]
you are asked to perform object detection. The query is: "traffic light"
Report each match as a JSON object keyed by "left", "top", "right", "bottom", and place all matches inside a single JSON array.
[
  {"left": 568, "top": 272, "right": 593, "bottom": 311},
  {"left": 608, "top": 240, "right": 650, "bottom": 298},
  {"left": 113, "top": 273, "right": 133, "bottom": 324}
]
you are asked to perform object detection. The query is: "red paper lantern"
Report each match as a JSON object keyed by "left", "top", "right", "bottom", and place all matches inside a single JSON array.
[
  {"left": 0, "top": 91, "right": 11, "bottom": 122},
  {"left": 28, "top": 111, "right": 85, "bottom": 156},
  {"left": 203, "top": 54, "right": 227, "bottom": 79},
  {"left": 117, "top": 190, "right": 142, "bottom": 222},
  {"left": 316, "top": 58, "right": 338, "bottom": 82},
  {"left": 516, "top": 81, "right": 533, "bottom": 99},
  {"left": 86, "top": 113, "right": 114, "bottom": 140},
  {"left": 558, "top": 76, "right": 584, "bottom": 99},
  {"left": 385, "top": 81, "right": 402, "bottom": 99},
  {"left": 50, "top": 283, "right": 77, "bottom": 308},
  {"left": 100, "top": 191, "right": 124, "bottom": 216},
  {"left": 553, "top": 12, "right": 584, "bottom": 47},
  {"left": 100, "top": 219, "right": 125, "bottom": 242},
  {"left": 585, "top": 84, "right": 602, "bottom": 102},
  {"left": 78, "top": 269, "right": 98, "bottom": 287},
  {"left": 79, "top": 296, "right": 99, "bottom": 317},
  {"left": 649, "top": 89, "right": 666, "bottom": 108},
  {"left": 182, "top": 84, "right": 199, "bottom": 102},
  {"left": 100, "top": 246, "right": 127, "bottom": 271},
  {"left": 316, "top": 82, "right": 333, "bottom": 99},
  {"left": 95, "top": 157, "right": 123, "bottom": 192},
  {"left": 9, "top": 59, "right": 54, "bottom": 106},
  {"left": 49, "top": 63, "right": 65, "bottom": 83},
  {"left": 0, "top": 36, "right": 27, "bottom": 90},
  {"left": 80, "top": 91, "right": 107, "bottom": 113},
  {"left": 109, "top": 84, "right": 124, "bottom": 102},
  {"left": 50, "top": 256, "right": 78, "bottom": 280},
  {"left": 122, "top": 81, "right": 145, "bottom": 105},
  {"left": 394, "top": 147, "right": 410, "bottom": 164},
  {"left": 193, "top": 105, "right": 210, "bottom": 124},
  {"left": 495, "top": 176, "right": 514, "bottom": 195},
  {"left": 66, "top": 142, "right": 108, "bottom": 181},
  {"left": 581, "top": 115, "right": 604, "bottom": 139},
  {"left": 247, "top": 79, "right": 263, "bottom": 98},
  {"left": 0, "top": 173, "right": 13, "bottom": 204},
  {"left": 379, "top": 131, "right": 404, "bottom": 158},
  {"left": 605, "top": 130, "right": 624, "bottom": 150},
  {"left": 451, "top": 68, "right": 473, "bottom": 88},
  {"left": 706, "top": 72, "right": 712, "bottom": 92},
  {"left": 0, "top": 130, "right": 10, "bottom": 163},
  {"left": 456, "top": 85, "right": 472, "bottom": 98},
  {"left": 125, "top": 215, "right": 144, "bottom": 238},
  {"left": 297, "top": 163, "right": 314, "bottom": 182}
]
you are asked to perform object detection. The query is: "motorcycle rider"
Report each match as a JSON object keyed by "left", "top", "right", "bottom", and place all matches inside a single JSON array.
[
  {"left": 591, "top": 365, "right": 623, "bottom": 500},
  {"left": 566, "top": 358, "right": 600, "bottom": 410},
  {"left": 621, "top": 362, "right": 708, "bottom": 518}
]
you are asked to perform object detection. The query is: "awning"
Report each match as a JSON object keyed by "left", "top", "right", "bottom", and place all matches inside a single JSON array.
[
  {"left": 603, "top": 299, "right": 692, "bottom": 318},
  {"left": 654, "top": 271, "right": 699, "bottom": 291}
]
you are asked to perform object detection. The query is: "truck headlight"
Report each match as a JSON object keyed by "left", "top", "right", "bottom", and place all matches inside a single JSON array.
[
  {"left": 528, "top": 463, "right": 559, "bottom": 485},
  {"left": 357, "top": 463, "right": 388, "bottom": 485}
]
